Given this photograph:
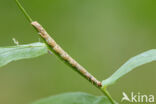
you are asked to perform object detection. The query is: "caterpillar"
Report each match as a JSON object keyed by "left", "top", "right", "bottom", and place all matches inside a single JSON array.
[{"left": 31, "top": 21, "right": 102, "bottom": 87}]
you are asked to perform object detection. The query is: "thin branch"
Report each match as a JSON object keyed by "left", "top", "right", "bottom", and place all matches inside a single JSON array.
[
  {"left": 15, "top": 0, "right": 33, "bottom": 22},
  {"left": 100, "top": 88, "right": 115, "bottom": 104}
]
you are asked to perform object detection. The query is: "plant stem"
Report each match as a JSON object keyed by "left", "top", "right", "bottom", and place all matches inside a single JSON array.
[
  {"left": 15, "top": 0, "right": 33, "bottom": 23},
  {"left": 15, "top": 0, "right": 116, "bottom": 104},
  {"left": 100, "top": 88, "right": 115, "bottom": 104}
]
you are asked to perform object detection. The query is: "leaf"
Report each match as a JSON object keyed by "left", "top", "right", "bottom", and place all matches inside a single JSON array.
[
  {"left": 0, "top": 42, "right": 48, "bottom": 67},
  {"left": 32, "top": 92, "right": 112, "bottom": 104},
  {"left": 102, "top": 49, "right": 156, "bottom": 88}
]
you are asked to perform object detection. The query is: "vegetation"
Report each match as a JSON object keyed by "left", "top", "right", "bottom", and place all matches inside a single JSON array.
[{"left": 0, "top": 0, "right": 155, "bottom": 104}]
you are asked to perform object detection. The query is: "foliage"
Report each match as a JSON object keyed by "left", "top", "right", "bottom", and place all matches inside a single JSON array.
[
  {"left": 0, "top": 42, "right": 48, "bottom": 67},
  {"left": 0, "top": 42, "right": 155, "bottom": 104},
  {"left": 102, "top": 49, "right": 156, "bottom": 88},
  {"left": 0, "top": 0, "right": 155, "bottom": 104},
  {"left": 32, "top": 92, "right": 112, "bottom": 104}
]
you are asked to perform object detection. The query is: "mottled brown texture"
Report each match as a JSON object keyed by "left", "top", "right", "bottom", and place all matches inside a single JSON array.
[{"left": 31, "top": 21, "right": 102, "bottom": 87}]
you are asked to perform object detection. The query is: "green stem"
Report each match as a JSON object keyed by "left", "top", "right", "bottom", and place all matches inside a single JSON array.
[
  {"left": 15, "top": 0, "right": 33, "bottom": 23},
  {"left": 100, "top": 88, "right": 116, "bottom": 104}
]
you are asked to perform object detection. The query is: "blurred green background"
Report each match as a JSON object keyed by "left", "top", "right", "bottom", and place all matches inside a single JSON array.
[{"left": 0, "top": 0, "right": 156, "bottom": 104}]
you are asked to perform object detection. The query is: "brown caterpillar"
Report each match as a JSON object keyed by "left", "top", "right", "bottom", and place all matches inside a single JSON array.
[{"left": 31, "top": 21, "right": 102, "bottom": 87}]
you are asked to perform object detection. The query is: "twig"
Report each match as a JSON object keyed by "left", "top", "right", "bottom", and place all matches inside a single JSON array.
[{"left": 15, "top": 0, "right": 32, "bottom": 22}]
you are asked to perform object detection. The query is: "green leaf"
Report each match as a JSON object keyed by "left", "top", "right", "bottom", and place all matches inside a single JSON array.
[
  {"left": 0, "top": 42, "right": 48, "bottom": 67},
  {"left": 32, "top": 92, "right": 112, "bottom": 104},
  {"left": 102, "top": 49, "right": 156, "bottom": 88}
]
